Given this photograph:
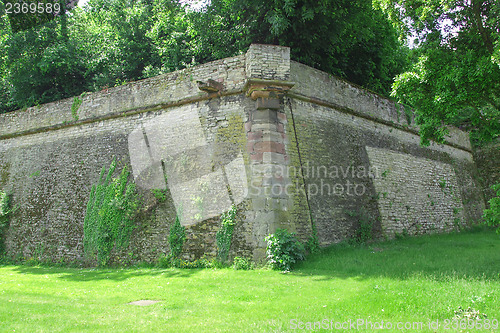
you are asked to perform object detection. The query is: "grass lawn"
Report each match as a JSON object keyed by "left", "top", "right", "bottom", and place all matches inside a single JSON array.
[{"left": 0, "top": 229, "right": 499, "bottom": 332}]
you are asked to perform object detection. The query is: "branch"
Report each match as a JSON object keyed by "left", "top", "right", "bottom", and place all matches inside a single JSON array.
[{"left": 471, "top": 0, "right": 494, "bottom": 55}]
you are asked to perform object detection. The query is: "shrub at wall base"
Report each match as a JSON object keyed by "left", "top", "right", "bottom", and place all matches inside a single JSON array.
[
  {"left": 266, "top": 228, "right": 305, "bottom": 271},
  {"left": 483, "top": 183, "right": 500, "bottom": 233}
]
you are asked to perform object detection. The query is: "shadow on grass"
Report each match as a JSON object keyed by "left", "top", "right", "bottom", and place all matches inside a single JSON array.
[
  {"left": 9, "top": 265, "right": 202, "bottom": 282},
  {"left": 3, "top": 229, "right": 499, "bottom": 283},
  {"left": 293, "top": 229, "right": 500, "bottom": 282}
]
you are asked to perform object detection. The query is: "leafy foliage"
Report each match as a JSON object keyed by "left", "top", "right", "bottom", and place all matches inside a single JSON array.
[
  {"left": 1, "top": 14, "right": 86, "bottom": 113},
  {"left": 5, "top": 0, "right": 78, "bottom": 33},
  {"left": 375, "top": 0, "right": 500, "bottom": 146},
  {"left": 70, "top": 96, "right": 82, "bottom": 121},
  {"left": 168, "top": 215, "right": 186, "bottom": 259},
  {"left": 483, "top": 183, "right": 500, "bottom": 233},
  {"left": 232, "top": 256, "right": 253, "bottom": 270},
  {"left": 0, "top": 0, "right": 191, "bottom": 114},
  {"left": 157, "top": 255, "right": 216, "bottom": 269},
  {"left": 0, "top": 0, "right": 407, "bottom": 115},
  {"left": 83, "top": 159, "right": 140, "bottom": 266},
  {"left": 190, "top": 0, "right": 408, "bottom": 96},
  {"left": 265, "top": 228, "right": 305, "bottom": 271},
  {"left": 216, "top": 204, "right": 237, "bottom": 262}
]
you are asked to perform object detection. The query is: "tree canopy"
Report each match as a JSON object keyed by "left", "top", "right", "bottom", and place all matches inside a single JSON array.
[
  {"left": 0, "top": 0, "right": 407, "bottom": 115},
  {"left": 190, "top": 0, "right": 408, "bottom": 96},
  {"left": 375, "top": 0, "right": 500, "bottom": 145}
]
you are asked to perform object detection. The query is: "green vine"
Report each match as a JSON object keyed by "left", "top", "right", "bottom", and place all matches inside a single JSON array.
[
  {"left": 216, "top": 205, "right": 237, "bottom": 262},
  {"left": 168, "top": 215, "right": 186, "bottom": 258},
  {"left": 83, "top": 159, "right": 140, "bottom": 266},
  {"left": 0, "top": 190, "right": 12, "bottom": 256}
]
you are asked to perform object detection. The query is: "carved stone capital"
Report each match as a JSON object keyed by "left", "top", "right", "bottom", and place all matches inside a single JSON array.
[{"left": 244, "top": 78, "right": 295, "bottom": 101}]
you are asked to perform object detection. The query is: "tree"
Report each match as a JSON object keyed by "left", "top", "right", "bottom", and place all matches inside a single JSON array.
[
  {"left": 1, "top": 0, "right": 407, "bottom": 113},
  {"left": 0, "top": 2, "right": 13, "bottom": 113},
  {"left": 190, "top": 0, "right": 408, "bottom": 96},
  {"left": 0, "top": 0, "right": 86, "bottom": 112},
  {"left": 70, "top": 0, "right": 193, "bottom": 91},
  {"left": 6, "top": 0, "right": 78, "bottom": 33},
  {"left": 375, "top": 0, "right": 500, "bottom": 146},
  {"left": 0, "top": 0, "right": 191, "bottom": 113},
  {"left": 69, "top": 0, "right": 161, "bottom": 90}
]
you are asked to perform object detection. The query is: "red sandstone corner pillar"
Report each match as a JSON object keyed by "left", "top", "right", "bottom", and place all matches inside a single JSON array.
[{"left": 244, "top": 78, "right": 296, "bottom": 259}]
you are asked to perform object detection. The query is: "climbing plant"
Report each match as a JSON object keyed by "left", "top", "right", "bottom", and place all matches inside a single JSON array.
[
  {"left": 216, "top": 204, "right": 237, "bottom": 263},
  {"left": 70, "top": 96, "right": 82, "bottom": 121},
  {"left": 83, "top": 159, "right": 140, "bottom": 266},
  {"left": 0, "top": 190, "right": 12, "bottom": 255},
  {"left": 168, "top": 215, "right": 185, "bottom": 259}
]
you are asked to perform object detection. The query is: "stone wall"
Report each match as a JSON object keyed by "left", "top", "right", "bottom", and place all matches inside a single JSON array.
[
  {"left": 0, "top": 44, "right": 486, "bottom": 263},
  {"left": 286, "top": 62, "right": 484, "bottom": 245},
  {"left": 474, "top": 139, "right": 500, "bottom": 203}
]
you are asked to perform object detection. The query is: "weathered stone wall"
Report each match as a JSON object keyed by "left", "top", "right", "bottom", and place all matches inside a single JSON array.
[
  {"left": 0, "top": 44, "right": 486, "bottom": 263},
  {"left": 0, "top": 53, "right": 254, "bottom": 263},
  {"left": 474, "top": 139, "right": 500, "bottom": 203},
  {"left": 287, "top": 61, "right": 484, "bottom": 245}
]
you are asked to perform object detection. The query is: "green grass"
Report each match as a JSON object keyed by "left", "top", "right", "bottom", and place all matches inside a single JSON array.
[{"left": 1, "top": 229, "right": 499, "bottom": 332}]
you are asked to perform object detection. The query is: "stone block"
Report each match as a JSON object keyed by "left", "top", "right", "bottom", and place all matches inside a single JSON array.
[
  {"left": 256, "top": 97, "right": 280, "bottom": 110},
  {"left": 252, "top": 109, "right": 278, "bottom": 124},
  {"left": 263, "top": 152, "right": 285, "bottom": 164},
  {"left": 251, "top": 123, "right": 277, "bottom": 132},
  {"left": 253, "top": 141, "right": 284, "bottom": 154},
  {"left": 247, "top": 130, "right": 263, "bottom": 141}
]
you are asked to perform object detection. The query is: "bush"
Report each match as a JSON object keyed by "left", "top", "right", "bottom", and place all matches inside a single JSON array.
[
  {"left": 483, "top": 183, "right": 500, "bottom": 233},
  {"left": 232, "top": 256, "right": 253, "bottom": 270},
  {"left": 265, "top": 228, "right": 305, "bottom": 271}
]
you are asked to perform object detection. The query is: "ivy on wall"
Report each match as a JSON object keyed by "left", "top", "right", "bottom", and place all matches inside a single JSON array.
[
  {"left": 168, "top": 215, "right": 185, "bottom": 259},
  {"left": 83, "top": 159, "right": 140, "bottom": 266},
  {"left": 216, "top": 205, "right": 237, "bottom": 263}
]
